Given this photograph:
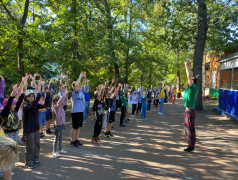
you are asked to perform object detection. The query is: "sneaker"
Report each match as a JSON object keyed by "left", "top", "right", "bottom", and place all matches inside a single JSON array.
[
  {"left": 120, "top": 124, "right": 125, "bottom": 127},
  {"left": 70, "top": 141, "right": 74, "bottom": 146},
  {"left": 108, "top": 131, "right": 113, "bottom": 137},
  {"left": 141, "top": 118, "right": 144, "bottom": 121},
  {"left": 53, "top": 152, "right": 59, "bottom": 157},
  {"left": 34, "top": 161, "right": 41, "bottom": 166},
  {"left": 11, "top": 172, "right": 15, "bottom": 176},
  {"left": 105, "top": 132, "right": 110, "bottom": 138},
  {"left": 40, "top": 133, "right": 44, "bottom": 138},
  {"left": 92, "top": 138, "right": 98, "bottom": 144},
  {"left": 73, "top": 141, "right": 78, "bottom": 148},
  {"left": 25, "top": 164, "right": 36, "bottom": 169},
  {"left": 59, "top": 149, "right": 68, "bottom": 154},
  {"left": 76, "top": 140, "right": 83, "bottom": 146},
  {"left": 96, "top": 137, "right": 101, "bottom": 143},
  {"left": 158, "top": 112, "right": 163, "bottom": 115},
  {"left": 184, "top": 147, "right": 195, "bottom": 152},
  {"left": 46, "top": 129, "right": 53, "bottom": 134}
]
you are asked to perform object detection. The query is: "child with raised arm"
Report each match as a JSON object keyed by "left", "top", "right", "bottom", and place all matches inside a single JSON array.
[
  {"left": 45, "top": 78, "right": 54, "bottom": 134},
  {"left": 105, "top": 83, "right": 122, "bottom": 138},
  {"left": 83, "top": 79, "right": 90, "bottom": 124},
  {"left": 158, "top": 82, "right": 165, "bottom": 115},
  {"left": 119, "top": 86, "right": 127, "bottom": 127},
  {"left": 59, "top": 75, "right": 68, "bottom": 111},
  {"left": 91, "top": 84, "right": 104, "bottom": 143},
  {"left": 52, "top": 88, "right": 68, "bottom": 157},
  {"left": 141, "top": 88, "right": 147, "bottom": 120},
  {"left": 23, "top": 77, "right": 45, "bottom": 169},
  {"left": 0, "top": 77, "right": 26, "bottom": 178},
  {"left": 70, "top": 72, "right": 86, "bottom": 147}
]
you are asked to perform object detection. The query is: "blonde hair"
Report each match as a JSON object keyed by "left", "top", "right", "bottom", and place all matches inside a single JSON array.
[
  {"left": 53, "top": 94, "right": 60, "bottom": 105},
  {"left": 0, "top": 135, "right": 19, "bottom": 171}
]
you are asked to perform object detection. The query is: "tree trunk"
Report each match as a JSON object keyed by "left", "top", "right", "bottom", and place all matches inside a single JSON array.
[
  {"left": 72, "top": 0, "right": 80, "bottom": 78},
  {"left": 193, "top": 0, "right": 208, "bottom": 110},
  {"left": 140, "top": 74, "right": 143, "bottom": 87},
  {"left": 174, "top": 48, "right": 181, "bottom": 91},
  {"left": 16, "top": 0, "right": 30, "bottom": 74},
  {"left": 124, "top": 46, "right": 130, "bottom": 84},
  {"left": 177, "top": 70, "right": 180, "bottom": 90},
  {"left": 104, "top": 0, "right": 119, "bottom": 79},
  {"left": 17, "top": 35, "right": 24, "bottom": 75}
]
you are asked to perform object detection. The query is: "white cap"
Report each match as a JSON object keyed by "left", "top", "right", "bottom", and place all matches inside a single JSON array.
[{"left": 25, "top": 89, "right": 35, "bottom": 96}]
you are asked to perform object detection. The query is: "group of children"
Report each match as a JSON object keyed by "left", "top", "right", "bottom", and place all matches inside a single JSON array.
[{"left": 0, "top": 72, "right": 177, "bottom": 180}]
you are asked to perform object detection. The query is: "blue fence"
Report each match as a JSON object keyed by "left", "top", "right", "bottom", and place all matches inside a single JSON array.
[{"left": 218, "top": 89, "right": 238, "bottom": 117}]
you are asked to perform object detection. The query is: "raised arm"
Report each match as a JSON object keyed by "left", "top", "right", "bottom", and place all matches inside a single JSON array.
[
  {"left": 161, "top": 81, "right": 165, "bottom": 90},
  {"left": 0, "top": 75, "right": 5, "bottom": 97},
  {"left": 108, "top": 78, "right": 115, "bottom": 92},
  {"left": 111, "top": 83, "right": 122, "bottom": 98},
  {"left": 74, "top": 72, "right": 84, "bottom": 92},
  {"left": 184, "top": 58, "right": 193, "bottom": 86},
  {"left": 15, "top": 78, "right": 24, "bottom": 100},
  {"left": 30, "top": 74, "right": 37, "bottom": 89},
  {"left": 59, "top": 74, "right": 63, "bottom": 90},
  {"left": 65, "top": 75, "right": 68, "bottom": 87}
]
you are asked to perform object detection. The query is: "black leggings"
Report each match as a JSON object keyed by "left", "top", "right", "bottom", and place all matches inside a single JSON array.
[
  {"left": 132, "top": 104, "right": 137, "bottom": 115},
  {"left": 155, "top": 99, "right": 159, "bottom": 108},
  {"left": 120, "top": 106, "right": 126, "bottom": 125},
  {"left": 93, "top": 113, "right": 103, "bottom": 138},
  {"left": 137, "top": 103, "right": 142, "bottom": 114}
]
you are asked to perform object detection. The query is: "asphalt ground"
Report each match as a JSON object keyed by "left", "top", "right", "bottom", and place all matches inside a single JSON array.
[{"left": 13, "top": 98, "right": 238, "bottom": 180}]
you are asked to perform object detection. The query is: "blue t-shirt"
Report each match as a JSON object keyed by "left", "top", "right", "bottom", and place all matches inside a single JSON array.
[
  {"left": 109, "top": 96, "right": 116, "bottom": 112},
  {"left": 71, "top": 90, "right": 85, "bottom": 113},
  {"left": 84, "top": 92, "right": 90, "bottom": 102},
  {"left": 141, "top": 97, "right": 147, "bottom": 108}
]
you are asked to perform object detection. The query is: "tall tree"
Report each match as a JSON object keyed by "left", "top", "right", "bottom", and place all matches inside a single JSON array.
[{"left": 193, "top": 0, "right": 208, "bottom": 110}]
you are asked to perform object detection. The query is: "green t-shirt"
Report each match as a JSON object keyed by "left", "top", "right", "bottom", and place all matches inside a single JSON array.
[
  {"left": 184, "top": 83, "right": 198, "bottom": 108},
  {"left": 120, "top": 90, "right": 128, "bottom": 107}
]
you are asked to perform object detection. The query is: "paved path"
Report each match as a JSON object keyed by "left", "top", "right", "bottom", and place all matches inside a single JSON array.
[{"left": 14, "top": 98, "right": 238, "bottom": 180}]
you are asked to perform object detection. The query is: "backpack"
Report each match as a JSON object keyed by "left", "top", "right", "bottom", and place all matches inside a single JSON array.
[{"left": 1, "top": 112, "right": 19, "bottom": 131}]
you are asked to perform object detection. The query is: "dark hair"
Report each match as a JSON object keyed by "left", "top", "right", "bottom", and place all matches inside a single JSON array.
[{"left": 192, "top": 75, "right": 199, "bottom": 85}]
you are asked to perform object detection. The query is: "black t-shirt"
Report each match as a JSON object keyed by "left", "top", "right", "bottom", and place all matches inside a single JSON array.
[{"left": 93, "top": 99, "right": 101, "bottom": 111}]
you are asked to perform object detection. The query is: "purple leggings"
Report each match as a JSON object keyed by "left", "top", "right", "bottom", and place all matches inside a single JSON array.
[{"left": 184, "top": 109, "right": 196, "bottom": 148}]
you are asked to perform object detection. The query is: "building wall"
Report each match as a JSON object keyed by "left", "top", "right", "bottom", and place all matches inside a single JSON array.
[
  {"left": 220, "top": 70, "right": 232, "bottom": 88},
  {"left": 203, "top": 53, "right": 220, "bottom": 89}
]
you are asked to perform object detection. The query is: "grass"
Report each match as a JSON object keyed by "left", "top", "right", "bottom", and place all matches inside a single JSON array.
[
  {"left": 214, "top": 137, "right": 223, "bottom": 140},
  {"left": 203, "top": 98, "right": 219, "bottom": 110}
]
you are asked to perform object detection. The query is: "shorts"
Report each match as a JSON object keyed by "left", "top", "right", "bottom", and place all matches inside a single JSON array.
[
  {"left": 46, "top": 109, "right": 52, "bottom": 121},
  {"left": 108, "top": 111, "right": 115, "bottom": 123},
  {"left": 71, "top": 112, "right": 83, "bottom": 129},
  {"left": 39, "top": 111, "right": 46, "bottom": 127}
]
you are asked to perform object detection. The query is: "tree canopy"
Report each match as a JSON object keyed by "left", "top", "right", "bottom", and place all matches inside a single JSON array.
[{"left": 0, "top": 0, "right": 237, "bottom": 95}]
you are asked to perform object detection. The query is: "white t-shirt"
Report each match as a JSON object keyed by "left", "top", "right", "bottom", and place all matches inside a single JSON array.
[
  {"left": 131, "top": 94, "right": 138, "bottom": 104},
  {"left": 128, "top": 94, "right": 133, "bottom": 104}
]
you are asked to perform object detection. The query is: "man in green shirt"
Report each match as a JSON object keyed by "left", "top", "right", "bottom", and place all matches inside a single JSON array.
[{"left": 184, "top": 58, "right": 199, "bottom": 152}]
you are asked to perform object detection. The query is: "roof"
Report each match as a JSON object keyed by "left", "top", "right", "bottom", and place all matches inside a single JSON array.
[{"left": 218, "top": 51, "right": 238, "bottom": 63}]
